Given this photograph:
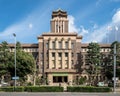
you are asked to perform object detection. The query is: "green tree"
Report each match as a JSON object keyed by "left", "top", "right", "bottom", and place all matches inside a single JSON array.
[
  {"left": 8, "top": 42, "right": 36, "bottom": 84},
  {"left": 105, "top": 41, "right": 120, "bottom": 80},
  {"left": 79, "top": 77, "right": 87, "bottom": 85},
  {"left": 0, "top": 41, "right": 10, "bottom": 82},
  {"left": 86, "top": 42, "right": 101, "bottom": 85}
]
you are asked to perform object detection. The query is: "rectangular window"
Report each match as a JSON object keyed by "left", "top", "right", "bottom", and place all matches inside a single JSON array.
[
  {"left": 52, "top": 60, "right": 55, "bottom": 69},
  {"left": 46, "top": 43, "right": 48, "bottom": 48},
  {"left": 71, "top": 52, "right": 74, "bottom": 57},
  {"left": 52, "top": 41, "right": 55, "bottom": 49},
  {"left": 58, "top": 41, "right": 62, "bottom": 49},
  {"left": 65, "top": 53, "right": 68, "bottom": 57},
  {"left": 52, "top": 52, "right": 55, "bottom": 57},
  {"left": 46, "top": 52, "right": 48, "bottom": 57},
  {"left": 65, "top": 41, "right": 68, "bottom": 49},
  {"left": 71, "top": 43, "right": 74, "bottom": 49},
  {"left": 58, "top": 52, "right": 62, "bottom": 57},
  {"left": 65, "top": 60, "right": 68, "bottom": 69},
  {"left": 71, "top": 60, "right": 74, "bottom": 69},
  {"left": 58, "top": 60, "right": 62, "bottom": 69}
]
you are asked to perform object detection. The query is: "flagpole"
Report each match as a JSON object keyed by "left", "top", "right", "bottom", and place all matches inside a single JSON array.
[
  {"left": 113, "top": 26, "right": 118, "bottom": 93},
  {"left": 107, "top": 26, "right": 112, "bottom": 44}
]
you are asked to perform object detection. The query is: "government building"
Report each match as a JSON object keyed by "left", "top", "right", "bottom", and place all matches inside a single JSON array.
[{"left": 8, "top": 9, "right": 112, "bottom": 86}]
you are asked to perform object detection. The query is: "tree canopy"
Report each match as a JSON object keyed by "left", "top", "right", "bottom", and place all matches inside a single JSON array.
[
  {"left": 87, "top": 42, "right": 101, "bottom": 66},
  {"left": 0, "top": 41, "right": 10, "bottom": 80},
  {"left": 0, "top": 41, "right": 36, "bottom": 83}
]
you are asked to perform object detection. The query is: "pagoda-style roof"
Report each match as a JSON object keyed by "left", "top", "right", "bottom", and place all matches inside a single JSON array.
[{"left": 52, "top": 9, "right": 67, "bottom": 18}]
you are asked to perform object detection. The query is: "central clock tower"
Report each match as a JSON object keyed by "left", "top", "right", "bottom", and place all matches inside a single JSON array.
[{"left": 51, "top": 9, "right": 68, "bottom": 33}]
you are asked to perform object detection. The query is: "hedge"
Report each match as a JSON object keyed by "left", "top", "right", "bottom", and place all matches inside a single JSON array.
[
  {"left": 24, "top": 86, "right": 64, "bottom": 92},
  {"left": 67, "top": 86, "right": 112, "bottom": 92},
  {"left": 0, "top": 86, "right": 24, "bottom": 92}
]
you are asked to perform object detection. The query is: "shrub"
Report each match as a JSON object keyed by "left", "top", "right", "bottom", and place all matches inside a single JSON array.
[
  {"left": 79, "top": 77, "right": 87, "bottom": 84},
  {"left": 67, "top": 86, "right": 112, "bottom": 92},
  {"left": 0, "top": 86, "right": 24, "bottom": 92},
  {"left": 24, "top": 86, "right": 63, "bottom": 92}
]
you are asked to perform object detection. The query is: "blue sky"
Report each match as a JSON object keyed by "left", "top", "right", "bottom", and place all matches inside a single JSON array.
[{"left": 0, "top": 0, "right": 120, "bottom": 43}]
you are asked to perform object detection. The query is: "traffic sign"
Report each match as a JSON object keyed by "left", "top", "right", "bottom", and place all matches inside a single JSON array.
[{"left": 12, "top": 77, "right": 19, "bottom": 80}]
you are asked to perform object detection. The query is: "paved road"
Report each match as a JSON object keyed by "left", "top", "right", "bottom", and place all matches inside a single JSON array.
[{"left": 0, "top": 92, "right": 120, "bottom": 96}]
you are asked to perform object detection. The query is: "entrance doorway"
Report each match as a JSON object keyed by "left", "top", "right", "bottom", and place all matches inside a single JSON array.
[{"left": 53, "top": 76, "right": 68, "bottom": 83}]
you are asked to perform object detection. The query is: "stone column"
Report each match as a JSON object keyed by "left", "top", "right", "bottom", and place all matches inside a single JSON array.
[
  {"left": 49, "top": 52, "right": 52, "bottom": 69},
  {"left": 62, "top": 38, "right": 65, "bottom": 49},
  {"left": 68, "top": 74, "right": 73, "bottom": 85},
  {"left": 58, "top": 20, "right": 59, "bottom": 33},
  {"left": 63, "top": 21, "right": 64, "bottom": 33},
  {"left": 48, "top": 74, "right": 53, "bottom": 85},
  {"left": 55, "top": 20, "right": 56, "bottom": 33},
  {"left": 62, "top": 52, "right": 65, "bottom": 69},
  {"left": 68, "top": 38, "right": 71, "bottom": 49},
  {"left": 49, "top": 38, "right": 52, "bottom": 49},
  {"left": 55, "top": 38, "right": 58, "bottom": 49},
  {"left": 55, "top": 52, "right": 58, "bottom": 69},
  {"left": 68, "top": 51, "right": 71, "bottom": 69}
]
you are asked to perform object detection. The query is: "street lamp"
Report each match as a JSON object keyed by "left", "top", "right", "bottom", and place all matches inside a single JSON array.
[
  {"left": 13, "top": 33, "right": 16, "bottom": 91},
  {"left": 113, "top": 43, "right": 116, "bottom": 93}
]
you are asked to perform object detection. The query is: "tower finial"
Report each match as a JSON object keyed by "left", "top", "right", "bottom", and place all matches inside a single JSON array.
[{"left": 57, "top": 8, "right": 62, "bottom": 11}]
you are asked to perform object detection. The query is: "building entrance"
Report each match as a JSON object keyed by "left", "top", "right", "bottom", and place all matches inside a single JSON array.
[{"left": 53, "top": 76, "right": 68, "bottom": 83}]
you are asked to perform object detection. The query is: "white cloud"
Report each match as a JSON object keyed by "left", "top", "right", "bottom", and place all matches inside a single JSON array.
[
  {"left": 68, "top": 15, "right": 80, "bottom": 33},
  {"left": 112, "top": 10, "right": 120, "bottom": 23},
  {"left": 79, "top": 26, "right": 89, "bottom": 36},
  {"left": 84, "top": 9, "right": 120, "bottom": 43},
  {"left": 68, "top": 9, "right": 120, "bottom": 43},
  {"left": 68, "top": 15, "right": 89, "bottom": 37},
  {"left": 84, "top": 24, "right": 110, "bottom": 43}
]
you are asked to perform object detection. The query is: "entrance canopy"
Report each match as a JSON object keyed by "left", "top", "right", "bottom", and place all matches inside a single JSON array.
[{"left": 52, "top": 73, "right": 68, "bottom": 76}]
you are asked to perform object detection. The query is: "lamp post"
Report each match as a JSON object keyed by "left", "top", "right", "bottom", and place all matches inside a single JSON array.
[
  {"left": 113, "top": 43, "right": 116, "bottom": 93},
  {"left": 13, "top": 33, "right": 16, "bottom": 91}
]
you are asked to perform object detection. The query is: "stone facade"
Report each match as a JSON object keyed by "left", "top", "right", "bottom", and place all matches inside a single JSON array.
[{"left": 37, "top": 9, "right": 83, "bottom": 85}]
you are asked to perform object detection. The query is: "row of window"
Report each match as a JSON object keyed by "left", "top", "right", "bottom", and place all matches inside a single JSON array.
[
  {"left": 52, "top": 52, "right": 68, "bottom": 57},
  {"left": 45, "top": 59, "right": 74, "bottom": 69},
  {"left": 46, "top": 42, "right": 74, "bottom": 49},
  {"left": 40, "top": 52, "right": 77, "bottom": 58},
  {"left": 41, "top": 52, "right": 113, "bottom": 60},
  {"left": 82, "top": 48, "right": 111, "bottom": 52},
  {"left": 9, "top": 48, "right": 38, "bottom": 52}
]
